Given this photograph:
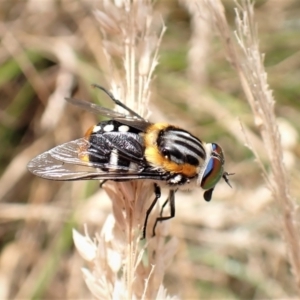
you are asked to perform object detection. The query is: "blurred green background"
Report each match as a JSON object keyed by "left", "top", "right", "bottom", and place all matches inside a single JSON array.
[{"left": 0, "top": 0, "right": 300, "bottom": 299}]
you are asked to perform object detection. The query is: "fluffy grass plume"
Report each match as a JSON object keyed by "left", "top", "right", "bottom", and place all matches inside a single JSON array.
[{"left": 73, "top": 1, "right": 179, "bottom": 299}]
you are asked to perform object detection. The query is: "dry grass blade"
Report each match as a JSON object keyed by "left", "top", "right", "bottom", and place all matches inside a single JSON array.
[
  {"left": 204, "top": 0, "right": 300, "bottom": 292},
  {"left": 234, "top": 1, "right": 300, "bottom": 290}
]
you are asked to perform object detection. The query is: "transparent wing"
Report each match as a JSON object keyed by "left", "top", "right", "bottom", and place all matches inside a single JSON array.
[
  {"left": 65, "top": 97, "right": 128, "bottom": 119},
  {"left": 27, "top": 151, "right": 101, "bottom": 180},
  {"left": 114, "top": 117, "right": 150, "bottom": 132},
  {"left": 65, "top": 97, "right": 151, "bottom": 131},
  {"left": 27, "top": 138, "right": 161, "bottom": 181}
]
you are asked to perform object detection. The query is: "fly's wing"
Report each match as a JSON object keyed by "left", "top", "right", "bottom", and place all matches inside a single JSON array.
[
  {"left": 65, "top": 97, "right": 127, "bottom": 119},
  {"left": 27, "top": 151, "right": 101, "bottom": 180},
  {"left": 114, "top": 117, "right": 150, "bottom": 132},
  {"left": 27, "top": 138, "right": 162, "bottom": 181},
  {"left": 65, "top": 97, "right": 151, "bottom": 131},
  {"left": 28, "top": 98, "right": 156, "bottom": 180}
]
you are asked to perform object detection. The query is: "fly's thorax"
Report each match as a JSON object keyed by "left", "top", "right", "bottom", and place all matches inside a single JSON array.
[
  {"left": 80, "top": 119, "right": 144, "bottom": 172},
  {"left": 198, "top": 142, "right": 225, "bottom": 190}
]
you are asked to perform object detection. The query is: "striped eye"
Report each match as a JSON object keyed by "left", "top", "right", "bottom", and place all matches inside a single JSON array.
[{"left": 201, "top": 143, "right": 224, "bottom": 190}]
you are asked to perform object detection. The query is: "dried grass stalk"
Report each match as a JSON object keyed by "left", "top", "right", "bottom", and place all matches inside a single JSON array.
[
  {"left": 202, "top": 0, "right": 300, "bottom": 292},
  {"left": 73, "top": 1, "right": 178, "bottom": 299},
  {"left": 179, "top": 0, "right": 212, "bottom": 85}
]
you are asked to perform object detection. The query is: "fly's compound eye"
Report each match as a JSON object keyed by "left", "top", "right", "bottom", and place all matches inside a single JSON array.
[
  {"left": 201, "top": 143, "right": 224, "bottom": 201},
  {"left": 201, "top": 151, "right": 223, "bottom": 190}
]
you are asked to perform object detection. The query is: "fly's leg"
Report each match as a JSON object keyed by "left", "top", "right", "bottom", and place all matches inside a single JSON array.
[
  {"left": 99, "top": 179, "right": 108, "bottom": 188},
  {"left": 92, "top": 84, "right": 143, "bottom": 120},
  {"left": 142, "top": 184, "right": 161, "bottom": 239},
  {"left": 159, "top": 197, "right": 169, "bottom": 217},
  {"left": 152, "top": 190, "right": 176, "bottom": 237}
]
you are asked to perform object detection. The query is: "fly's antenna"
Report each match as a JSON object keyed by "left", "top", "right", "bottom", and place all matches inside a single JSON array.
[
  {"left": 223, "top": 171, "right": 234, "bottom": 188},
  {"left": 92, "top": 84, "right": 144, "bottom": 120}
]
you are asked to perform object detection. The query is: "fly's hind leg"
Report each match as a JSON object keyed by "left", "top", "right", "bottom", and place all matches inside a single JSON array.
[{"left": 92, "top": 84, "right": 143, "bottom": 120}]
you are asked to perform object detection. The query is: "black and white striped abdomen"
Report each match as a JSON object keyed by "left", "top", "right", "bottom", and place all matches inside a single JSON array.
[{"left": 157, "top": 127, "right": 206, "bottom": 166}]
